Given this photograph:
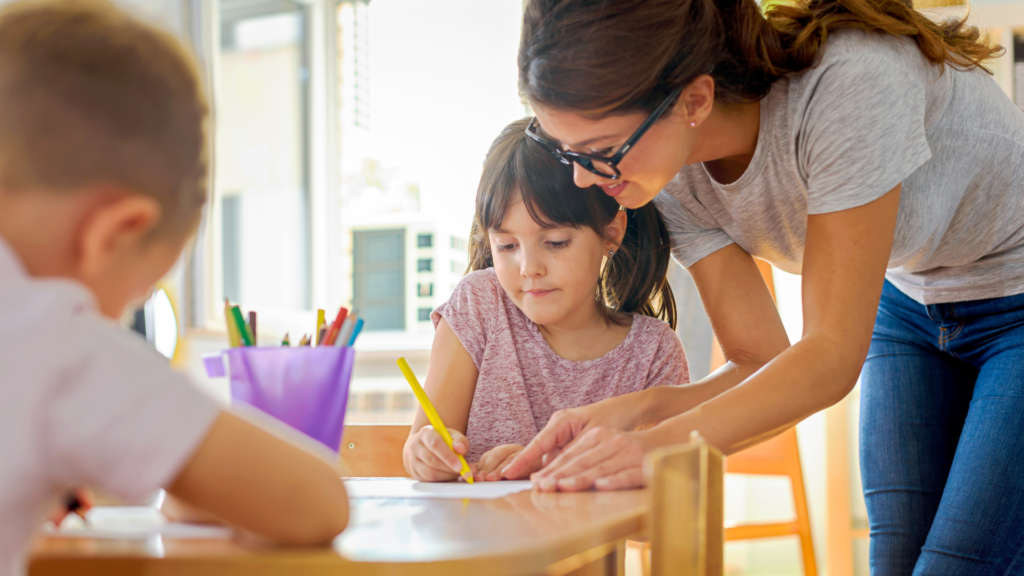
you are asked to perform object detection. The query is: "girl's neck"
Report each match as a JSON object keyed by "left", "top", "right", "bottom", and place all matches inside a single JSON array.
[{"left": 535, "top": 302, "right": 633, "bottom": 362}]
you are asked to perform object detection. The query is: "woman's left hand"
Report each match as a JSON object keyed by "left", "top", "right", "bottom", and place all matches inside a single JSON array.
[{"left": 530, "top": 427, "right": 655, "bottom": 492}]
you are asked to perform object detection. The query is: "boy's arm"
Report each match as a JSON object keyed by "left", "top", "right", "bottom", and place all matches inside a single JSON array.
[{"left": 165, "top": 411, "right": 349, "bottom": 546}]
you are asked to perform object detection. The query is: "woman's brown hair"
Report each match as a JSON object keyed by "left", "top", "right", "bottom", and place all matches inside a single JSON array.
[
  {"left": 469, "top": 118, "right": 677, "bottom": 329},
  {"left": 519, "top": 0, "right": 1001, "bottom": 112}
]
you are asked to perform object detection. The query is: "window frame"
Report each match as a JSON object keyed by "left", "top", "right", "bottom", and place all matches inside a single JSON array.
[{"left": 187, "top": 0, "right": 344, "bottom": 336}]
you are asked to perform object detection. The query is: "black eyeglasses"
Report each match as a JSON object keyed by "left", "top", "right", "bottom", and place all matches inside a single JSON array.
[{"left": 525, "top": 85, "right": 685, "bottom": 180}]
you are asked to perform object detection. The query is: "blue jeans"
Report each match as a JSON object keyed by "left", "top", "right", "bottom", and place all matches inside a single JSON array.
[{"left": 860, "top": 281, "right": 1024, "bottom": 575}]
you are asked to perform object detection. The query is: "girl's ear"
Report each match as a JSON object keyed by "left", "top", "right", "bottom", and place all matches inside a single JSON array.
[{"left": 604, "top": 210, "right": 628, "bottom": 252}]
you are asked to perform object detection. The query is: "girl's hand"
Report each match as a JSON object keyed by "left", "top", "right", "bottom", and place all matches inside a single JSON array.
[
  {"left": 403, "top": 425, "right": 472, "bottom": 482},
  {"left": 474, "top": 444, "right": 542, "bottom": 482},
  {"left": 530, "top": 427, "right": 655, "bottom": 492}
]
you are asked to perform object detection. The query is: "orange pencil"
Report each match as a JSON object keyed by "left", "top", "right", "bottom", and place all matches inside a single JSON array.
[{"left": 323, "top": 307, "right": 348, "bottom": 346}]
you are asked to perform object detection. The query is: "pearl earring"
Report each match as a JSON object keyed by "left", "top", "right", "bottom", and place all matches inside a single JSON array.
[{"left": 690, "top": 121, "right": 697, "bottom": 128}]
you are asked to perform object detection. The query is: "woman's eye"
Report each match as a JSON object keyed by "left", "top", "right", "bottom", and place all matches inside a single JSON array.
[
  {"left": 547, "top": 240, "right": 571, "bottom": 250},
  {"left": 590, "top": 147, "right": 615, "bottom": 157}
]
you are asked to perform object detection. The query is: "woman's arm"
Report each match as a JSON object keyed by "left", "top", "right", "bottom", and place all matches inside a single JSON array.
[
  {"left": 507, "top": 185, "right": 901, "bottom": 489},
  {"left": 502, "top": 230, "right": 790, "bottom": 477},
  {"left": 402, "top": 317, "right": 480, "bottom": 480}
]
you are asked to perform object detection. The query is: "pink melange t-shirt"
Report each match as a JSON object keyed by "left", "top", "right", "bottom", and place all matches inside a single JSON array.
[{"left": 432, "top": 268, "right": 690, "bottom": 463}]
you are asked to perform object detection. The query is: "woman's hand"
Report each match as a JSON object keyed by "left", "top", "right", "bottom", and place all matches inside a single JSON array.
[
  {"left": 501, "top": 392, "right": 653, "bottom": 480},
  {"left": 403, "top": 425, "right": 472, "bottom": 482},
  {"left": 529, "top": 427, "right": 655, "bottom": 492},
  {"left": 474, "top": 444, "right": 542, "bottom": 482}
]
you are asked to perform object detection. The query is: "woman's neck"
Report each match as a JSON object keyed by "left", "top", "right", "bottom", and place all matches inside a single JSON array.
[
  {"left": 536, "top": 303, "right": 633, "bottom": 362},
  {"left": 697, "top": 100, "right": 761, "bottom": 185}
]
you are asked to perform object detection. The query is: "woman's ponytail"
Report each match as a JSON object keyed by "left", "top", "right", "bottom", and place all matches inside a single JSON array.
[
  {"left": 520, "top": 0, "right": 1002, "bottom": 112},
  {"left": 602, "top": 206, "right": 677, "bottom": 330}
]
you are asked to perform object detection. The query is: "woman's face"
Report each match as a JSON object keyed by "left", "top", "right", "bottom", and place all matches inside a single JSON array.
[{"left": 531, "top": 103, "right": 695, "bottom": 209}]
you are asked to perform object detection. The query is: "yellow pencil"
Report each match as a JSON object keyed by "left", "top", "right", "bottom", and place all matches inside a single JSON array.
[
  {"left": 397, "top": 357, "right": 473, "bottom": 483},
  {"left": 224, "top": 299, "right": 242, "bottom": 348},
  {"left": 315, "top": 309, "right": 326, "bottom": 345}
]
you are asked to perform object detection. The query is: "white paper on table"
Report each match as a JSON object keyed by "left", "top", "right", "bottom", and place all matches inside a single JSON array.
[
  {"left": 43, "top": 506, "right": 232, "bottom": 540},
  {"left": 345, "top": 479, "right": 532, "bottom": 500}
]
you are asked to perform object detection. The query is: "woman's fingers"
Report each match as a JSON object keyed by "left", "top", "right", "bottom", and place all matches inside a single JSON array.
[
  {"left": 503, "top": 409, "right": 587, "bottom": 479},
  {"left": 533, "top": 428, "right": 647, "bottom": 492},
  {"left": 594, "top": 467, "right": 645, "bottom": 491}
]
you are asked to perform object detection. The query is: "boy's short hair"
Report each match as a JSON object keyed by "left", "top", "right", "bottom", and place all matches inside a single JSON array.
[{"left": 0, "top": 0, "right": 208, "bottom": 237}]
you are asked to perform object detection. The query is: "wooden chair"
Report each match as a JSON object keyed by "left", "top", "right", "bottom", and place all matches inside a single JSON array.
[
  {"left": 645, "top": 432, "right": 724, "bottom": 576},
  {"left": 725, "top": 427, "right": 818, "bottom": 576},
  {"left": 339, "top": 424, "right": 411, "bottom": 477}
]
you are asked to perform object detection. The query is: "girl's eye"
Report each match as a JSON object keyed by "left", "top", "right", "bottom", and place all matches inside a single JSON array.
[
  {"left": 495, "top": 243, "right": 517, "bottom": 252},
  {"left": 547, "top": 240, "right": 571, "bottom": 250}
]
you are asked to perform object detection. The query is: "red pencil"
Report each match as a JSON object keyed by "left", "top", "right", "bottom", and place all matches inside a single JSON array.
[{"left": 323, "top": 307, "right": 348, "bottom": 346}]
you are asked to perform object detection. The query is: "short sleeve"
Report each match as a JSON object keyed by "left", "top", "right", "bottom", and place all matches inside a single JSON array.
[
  {"left": 798, "top": 52, "right": 932, "bottom": 214},
  {"left": 46, "top": 316, "right": 221, "bottom": 502},
  {"left": 653, "top": 189, "right": 734, "bottom": 268},
  {"left": 644, "top": 321, "right": 690, "bottom": 388},
  {"left": 431, "top": 269, "right": 504, "bottom": 370}
]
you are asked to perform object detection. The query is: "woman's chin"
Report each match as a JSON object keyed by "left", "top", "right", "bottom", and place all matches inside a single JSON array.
[{"left": 614, "top": 185, "right": 657, "bottom": 209}]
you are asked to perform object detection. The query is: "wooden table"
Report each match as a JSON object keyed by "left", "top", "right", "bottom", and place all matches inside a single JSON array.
[{"left": 29, "top": 481, "right": 648, "bottom": 576}]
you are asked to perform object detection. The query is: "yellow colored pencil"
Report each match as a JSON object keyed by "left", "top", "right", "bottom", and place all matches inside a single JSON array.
[
  {"left": 315, "top": 309, "right": 326, "bottom": 345},
  {"left": 224, "top": 299, "right": 242, "bottom": 348},
  {"left": 397, "top": 357, "right": 473, "bottom": 483}
]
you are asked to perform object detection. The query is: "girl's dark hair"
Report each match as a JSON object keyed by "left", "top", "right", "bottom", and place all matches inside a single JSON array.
[
  {"left": 469, "top": 118, "right": 676, "bottom": 329},
  {"left": 519, "top": 0, "right": 1002, "bottom": 113}
]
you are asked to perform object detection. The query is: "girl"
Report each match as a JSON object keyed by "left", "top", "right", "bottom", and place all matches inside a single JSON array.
[
  {"left": 402, "top": 118, "right": 689, "bottom": 482},
  {"left": 501, "top": 0, "right": 1024, "bottom": 573}
]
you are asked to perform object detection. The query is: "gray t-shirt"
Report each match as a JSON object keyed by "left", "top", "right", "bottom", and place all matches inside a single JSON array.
[{"left": 655, "top": 29, "right": 1024, "bottom": 304}]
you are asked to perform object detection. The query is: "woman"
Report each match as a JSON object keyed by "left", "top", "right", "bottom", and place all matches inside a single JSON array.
[{"left": 500, "top": 0, "right": 1024, "bottom": 573}]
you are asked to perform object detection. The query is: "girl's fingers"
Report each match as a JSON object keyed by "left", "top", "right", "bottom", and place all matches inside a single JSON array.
[
  {"left": 594, "top": 467, "right": 645, "bottom": 491},
  {"left": 494, "top": 452, "right": 522, "bottom": 480},
  {"left": 422, "top": 428, "right": 465, "bottom": 473}
]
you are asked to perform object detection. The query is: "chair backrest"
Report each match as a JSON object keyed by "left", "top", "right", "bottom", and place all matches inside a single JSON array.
[
  {"left": 339, "top": 424, "right": 411, "bottom": 477},
  {"left": 724, "top": 426, "right": 798, "bottom": 476},
  {"left": 645, "top": 433, "right": 724, "bottom": 576}
]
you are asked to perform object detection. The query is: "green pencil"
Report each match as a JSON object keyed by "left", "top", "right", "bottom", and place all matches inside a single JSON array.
[{"left": 230, "top": 305, "right": 254, "bottom": 346}]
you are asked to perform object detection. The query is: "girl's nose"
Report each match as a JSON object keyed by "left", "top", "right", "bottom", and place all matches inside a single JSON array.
[
  {"left": 520, "top": 247, "right": 544, "bottom": 278},
  {"left": 573, "top": 162, "right": 606, "bottom": 189}
]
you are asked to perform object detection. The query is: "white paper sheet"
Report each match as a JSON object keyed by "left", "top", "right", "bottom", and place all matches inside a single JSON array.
[
  {"left": 43, "top": 506, "right": 233, "bottom": 540},
  {"left": 345, "top": 479, "right": 532, "bottom": 500}
]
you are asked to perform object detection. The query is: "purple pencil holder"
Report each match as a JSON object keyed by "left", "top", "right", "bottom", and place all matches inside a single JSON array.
[{"left": 203, "top": 347, "right": 355, "bottom": 452}]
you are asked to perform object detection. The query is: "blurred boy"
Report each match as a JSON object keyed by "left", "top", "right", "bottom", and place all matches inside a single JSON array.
[{"left": 0, "top": 2, "right": 348, "bottom": 574}]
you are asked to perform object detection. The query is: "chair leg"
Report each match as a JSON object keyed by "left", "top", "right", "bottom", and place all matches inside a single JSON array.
[{"left": 788, "top": 436, "right": 818, "bottom": 576}]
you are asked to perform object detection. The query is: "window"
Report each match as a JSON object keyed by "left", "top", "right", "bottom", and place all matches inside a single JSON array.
[
  {"left": 417, "top": 258, "right": 433, "bottom": 272},
  {"left": 417, "top": 307, "right": 432, "bottom": 322},
  {"left": 451, "top": 237, "right": 467, "bottom": 251},
  {"left": 417, "top": 233, "right": 433, "bottom": 248},
  {"left": 216, "top": 1, "right": 311, "bottom": 310},
  {"left": 451, "top": 261, "right": 461, "bottom": 274},
  {"left": 353, "top": 229, "right": 405, "bottom": 331},
  {"left": 417, "top": 282, "right": 433, "bottom": 297}
]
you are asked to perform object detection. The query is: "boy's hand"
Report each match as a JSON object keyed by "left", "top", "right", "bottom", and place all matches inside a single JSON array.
[
  {"left": 50, "top": 487, "right": 93, "bottom": 527},
  {"left": 474, "top": 445, "right": 541, "bottom": 482},
  {"left": 403, "top": 425, "right": 471, "bottom": 482}
]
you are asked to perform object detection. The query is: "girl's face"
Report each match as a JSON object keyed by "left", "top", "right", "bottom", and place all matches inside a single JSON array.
[{"left": 488, "top": 198, "right": 624, "bottom": 329}]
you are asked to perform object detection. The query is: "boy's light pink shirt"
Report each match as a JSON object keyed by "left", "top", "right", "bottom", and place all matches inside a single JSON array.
[
  {"left": 432, "top": 269, "right": 690, "bottom": 463},
  {"left": 0, "top": 237, "right": 220, "bottom": 576}
]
